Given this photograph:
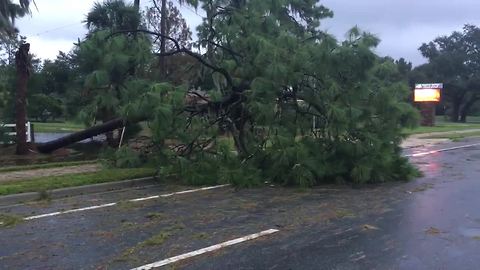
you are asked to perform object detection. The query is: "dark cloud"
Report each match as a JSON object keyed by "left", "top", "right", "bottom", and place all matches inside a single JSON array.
[{"left": 321, "top": 0, "right": 480, "bottom": 65}]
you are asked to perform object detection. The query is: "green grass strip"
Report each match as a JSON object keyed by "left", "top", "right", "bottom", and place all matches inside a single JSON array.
[
  {"left": 32, "top": 121, "right": 85, "bottom": 133},
  {"left": 422, "top": 130, "right": 480, "bottom": 140},
  {"left": 0, "top": 160, "right": 98, "bottom": 173},
  {"left": 0, "top": 168, "right": 157, "bottom": 196},
  {"left": 403, "top": 123, "right": 480, "bottom": 135}
]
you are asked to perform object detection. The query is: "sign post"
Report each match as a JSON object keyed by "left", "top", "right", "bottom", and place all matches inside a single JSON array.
[{"left": 414, "top": 83, "right": 443, "bottom": 126}]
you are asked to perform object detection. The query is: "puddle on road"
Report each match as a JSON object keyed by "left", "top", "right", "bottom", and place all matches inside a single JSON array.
[
  {"left": 468, "top": 153, "right": 480, "bottom": 159},
  {"left": 459, "top": 227, "right": 480, "bottom": 238}
]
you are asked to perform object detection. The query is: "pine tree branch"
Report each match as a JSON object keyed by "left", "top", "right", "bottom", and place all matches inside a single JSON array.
[
  {"left": 109, "top": 29, "right": 181, "bottom": 50},
  {"left": 199, "top": 38, "right": 243, "bottom": 59},
  {"left": 110, "top": 29, "right": 235, "bottom": 89}
]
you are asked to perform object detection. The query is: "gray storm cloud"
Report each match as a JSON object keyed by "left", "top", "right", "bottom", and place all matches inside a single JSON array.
[
  {"left": 321, "top": 0, "right": 480, "bottom": 65},
  {"left": 15, "top": 0, "right": 480, "bottom": 65}
]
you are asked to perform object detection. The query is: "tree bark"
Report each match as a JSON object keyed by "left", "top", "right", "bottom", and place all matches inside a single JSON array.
[
  {"left": 36, "top": 118, "right": 128, "bottom": 153},
  {"left": 159, "top": 0, "right": 167, "bottom": 78},
  {"left": 459, "top": 98, "right": 478, "bottom": 123},
  {"left": 205, "top": 2, "right": 214, "bottom": 61},
  {"left": 449, "top": 100, "right": 460, "bottom": 122},
  {"left": 15, "top": 43, "right": 30, "bottom": 155}
]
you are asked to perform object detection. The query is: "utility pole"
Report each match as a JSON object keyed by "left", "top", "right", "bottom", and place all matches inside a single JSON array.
[{"left": 15, "top": 43, "right": 30, "bottom": 155}]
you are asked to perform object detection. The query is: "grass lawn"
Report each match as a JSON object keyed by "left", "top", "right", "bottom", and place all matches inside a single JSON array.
[
  {"left": 32, "top": 121, "right": 85, "bottom": 133},
  {"left": 0, "top": 160, "right": 98, "bottom": 173},
  {"left": 403, "top": 116, "right": 480, "bottom": 135},
  {"left": 0, "top": 167, "right": 157, "bottom": 196},
  {"left": 423, "top": 130, "right": 480, "bottom": 140}
]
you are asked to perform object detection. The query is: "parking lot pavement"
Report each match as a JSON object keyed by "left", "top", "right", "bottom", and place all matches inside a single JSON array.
[{"left": 1, "top": 139, "right": 480, "bottom": 270}]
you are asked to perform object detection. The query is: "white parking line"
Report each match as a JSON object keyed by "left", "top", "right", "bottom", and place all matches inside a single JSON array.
[
  {"left": 24, "top": 184, "right": 230, "bottom": 221},
  {"left": 405, "top": 143, "right": 480, "bottom": 157},
  {"left": 130, "top": 229, "right": 280, "bottom": 270},
  {"left": 130, "top": 185, "right": 229, "bottom": 202},
  {"left": 24, "top": 202, "right": 117, "bottom": 220}
]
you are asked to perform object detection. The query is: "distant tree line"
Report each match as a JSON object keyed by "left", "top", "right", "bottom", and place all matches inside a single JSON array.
[{"left": 409, "top": 25, "right": 480, "bottom": 122}]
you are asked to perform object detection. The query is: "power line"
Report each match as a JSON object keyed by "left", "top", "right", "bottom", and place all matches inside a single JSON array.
[
  {"left": 32, "top": 22, "right": 83, "bottom": 37},
  {"left": 29, "top": 3, "right": 201, "bottom": 38}
]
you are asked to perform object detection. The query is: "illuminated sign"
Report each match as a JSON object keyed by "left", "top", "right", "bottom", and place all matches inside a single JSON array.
[{"left": 414, "top": 83, "right": 442, "bottom": 102}]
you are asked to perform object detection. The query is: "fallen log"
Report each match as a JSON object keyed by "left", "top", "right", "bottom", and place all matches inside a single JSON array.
[
  {"left": 35, "top": 90, "right": 235, "bottom": 154},
  {"left": 36, "top": 118, "right": 128, "bottom": 153}
]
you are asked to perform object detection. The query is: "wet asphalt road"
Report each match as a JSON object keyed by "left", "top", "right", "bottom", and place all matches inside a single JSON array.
[{"left": 1, "top": 139, "right": 480, "bottom": 269}]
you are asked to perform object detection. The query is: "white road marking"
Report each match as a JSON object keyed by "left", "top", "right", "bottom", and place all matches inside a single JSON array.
[
  {"left": 405, "top": 143, "right": 480, "bottom": 157},
  {"left": 130, "top": 229, "right": 280, "bottom": 270},
  {"left": 129, "top": 185, "right": 230, "bottom": 202},
  {"left": 129, "top": 195, "right": 160, "bottom": 202},
  {"left": 24, "top": 203, "right": 117, "bottom": 220},
  {"left": 23, "top": 184, "right": 230, "bottom": 221}
]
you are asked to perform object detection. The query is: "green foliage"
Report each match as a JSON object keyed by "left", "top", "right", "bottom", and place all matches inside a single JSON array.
[
  {"left": 86, "top": 0, "right": 141, "bottom": 32},
  {"left": 114, "top": 146, "right": 142, "bottom": 168},
  {"left": 0, "top": 0, "right": 31, "bottom": 40},
  {"left": 415, "top": 24, "right": 480, "bottom": 122},
  {"left": 159, "top": 141, "right": 263, "bottom": 187},
  {"left": 71, "top": 0, "right": 153, "bottom": 128},
  {"left": 0, "top": 0, "right": 420, "bottom": 188},
  {"left": 138, "top": 0, "right": 419, "bottom": 187},
  {"left": 0, "top": 63, "right": 15, "bottom": 121},
  {"left": 28, "top": 94, "right": 64, "bottom": 121},
  {"left": 100, "top": 146, "right": 142, "bottom": 168},
  {"left": 0, "top": 124, "right": 13, "bottom": 144},
  {"left": 75, "top": 29, "right": 151, "bottom": 125}
]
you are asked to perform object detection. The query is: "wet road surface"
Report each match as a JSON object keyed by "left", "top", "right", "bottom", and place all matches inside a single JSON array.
[{"left": 1, "top": 139, "right": 480, "bottom": 269}]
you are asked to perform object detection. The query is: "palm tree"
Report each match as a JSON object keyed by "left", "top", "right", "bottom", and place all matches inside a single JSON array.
[
  {"left": 85, "top": 0, "right": 141, "bottom": 32},
  {"left": 0, "top": 0, "right": 32, "bottom": 39}
]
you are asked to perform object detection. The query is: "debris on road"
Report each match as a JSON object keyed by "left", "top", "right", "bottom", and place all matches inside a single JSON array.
[
  {"left": 362, "top": 224, "right": 380, "bottom": 231},
  {"left": 425, "top": 227, "right": 442, "bottom": 235}
]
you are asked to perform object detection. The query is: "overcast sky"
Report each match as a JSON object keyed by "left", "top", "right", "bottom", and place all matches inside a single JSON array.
[{"left": 16, "top": 0, "right": 480, "bottom": 66}]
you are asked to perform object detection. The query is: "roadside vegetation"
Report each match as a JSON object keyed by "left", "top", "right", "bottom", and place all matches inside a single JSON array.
[
  {"left": 422, "top": 130, "right": 480, "bottom": 140},
  {"left": 2, "top": 0, "right": 480, "bottom": 189},
  {"left": 0, "top": 160, "right": 98, "bottom": 173},
  {"left": 403, "top": 117, "right": 480, "bottom": 135},
  {"left": 0, "top": 213, "right": 24, "bottom": 228},
  {"left": 31, "top": 121, "right": 85, "bottom": 133},
  {"left": 0, "top": 167, "right": 156, "bottom": 196}
]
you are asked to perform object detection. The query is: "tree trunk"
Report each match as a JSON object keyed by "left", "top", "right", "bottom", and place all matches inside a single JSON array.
[
  {"left": 450, "top": 101, "right": 460, "bottom": 122},
  {"left": 205, "top": 2, "right": 214, "bottom": 61},
  {"left": 460, "top": 111, "right": 467, "bottom": 123},
  {"left": 159, "top": 0, "right": 167, "bottom": 78},
  {"left": 459, "top": 98, "right": 478, "bottom": 123},
  {"left": 134, "top": 0, "right": 140, "bottom": 10},
  {"left": 37, "top": 118, "right": 127, "bottom": 153},
  {"left": 15, "top": 43, "right": 30, "bottom": 155},
  {"left": 105, "top": 130, "right": 117, "bottom": 147}
]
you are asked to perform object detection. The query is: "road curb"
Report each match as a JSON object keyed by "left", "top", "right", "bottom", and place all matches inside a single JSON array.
[{"left": 0, "top": 176, "right": 158, "bottom": 207}]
